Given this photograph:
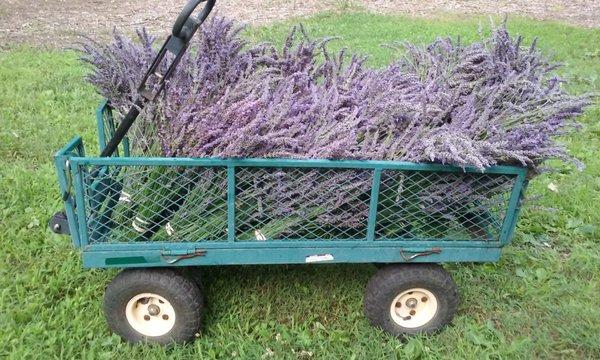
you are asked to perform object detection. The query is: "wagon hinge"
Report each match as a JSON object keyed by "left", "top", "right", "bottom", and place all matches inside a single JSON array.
[
  {"left": 161, "top": 249, "right": 206, "bottom": 264},
  {"left": 400, "top": 247, "right": 442, "bottom": 261}
]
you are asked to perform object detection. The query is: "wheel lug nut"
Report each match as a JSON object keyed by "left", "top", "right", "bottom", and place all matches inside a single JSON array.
[
  {"left": 144, "top": 315, "right": 151, "bottom": 321},
  {"left": 162, "top": 314, "right": 169, "bottom": 320},
  {"left": 405, "top": 298, "right": 418, "bottom": 308},
  {"left": 148, "top": 304, "right": 160, "bottom": 316},
  {"left": 409, "top": 310, "right": 416, "bottom": 316},
  {"left": 421, "top": 296, "right": 428, "bottom": 302}
]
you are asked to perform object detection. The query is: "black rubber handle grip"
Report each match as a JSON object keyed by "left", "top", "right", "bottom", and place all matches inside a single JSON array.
[{"left": 172, "top": 0, "right": 216, "bottom": 38}]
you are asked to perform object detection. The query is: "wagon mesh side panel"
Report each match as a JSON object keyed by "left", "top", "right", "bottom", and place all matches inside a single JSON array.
[
  {"left": 82, "top": 165, "right": 228, "bottom": 243},
  {"left": 375, "top": 170, "right": 516, "bottom": 241},
  {"left": 79, "top": 162, "right": 518, "bottom": 244},
  {"left": 234, "top": 167, "right": 372, "bottom": 240}
]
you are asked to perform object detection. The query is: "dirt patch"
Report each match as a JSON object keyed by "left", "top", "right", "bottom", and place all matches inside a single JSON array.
[{"left": 1, "top": 0, "right": 599, "bottom": 48}]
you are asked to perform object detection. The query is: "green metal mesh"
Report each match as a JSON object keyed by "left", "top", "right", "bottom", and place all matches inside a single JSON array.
[
  {"left": 375, "top": 170, "right": 514, "bottom": 241},
  {"left": 80, "top": 163, "right": 517, "bottom": 244},
  {"left": 83, "top": 165, "right": 228, "bottom": 243},
  {"left": 234, "top": 167, "right": 372, "bottom": 240}
]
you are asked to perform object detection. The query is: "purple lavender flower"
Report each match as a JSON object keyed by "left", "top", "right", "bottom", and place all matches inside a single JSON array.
[{"left": 80, "top": 19, "right": 591, "bottom": 238}]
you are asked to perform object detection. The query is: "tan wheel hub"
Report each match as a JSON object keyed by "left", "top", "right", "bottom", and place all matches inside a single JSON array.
[
  {"left": 390, "top": 288, "right": 438, "bottom": 328},
  {"left": 125, "top": 293, "right": 176, "bottom": 336}
]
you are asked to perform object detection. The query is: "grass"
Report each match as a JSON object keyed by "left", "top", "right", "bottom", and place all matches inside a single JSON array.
[{"left": 1, "top": 12, "right": 599, "bottom": 359}]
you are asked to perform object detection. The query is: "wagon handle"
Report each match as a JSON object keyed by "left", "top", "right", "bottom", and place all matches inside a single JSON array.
[
  {"left": 99, "top": 0, "right": 216, "bottom": 158},
  {"left": 172, "top": 0, "right": 215, "bottom": 39}
]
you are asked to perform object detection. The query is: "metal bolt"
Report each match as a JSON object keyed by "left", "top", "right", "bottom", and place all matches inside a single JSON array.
[
  {"left": 148, "top": 304, "right": 160, "bottom": 316},
  {"left": 405, "top": 298, "right": 418, "bottom": 308},
  {"left": 162, "top": 314, "right": 169, "bottom": 320},
  {"left": 144, "top": 315, "right": 151, "bottom": 321}
]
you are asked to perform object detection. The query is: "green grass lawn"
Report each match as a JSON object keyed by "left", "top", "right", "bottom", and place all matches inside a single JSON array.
[{"left": 1, "top": 12, "right": 599, "bottom": 359}]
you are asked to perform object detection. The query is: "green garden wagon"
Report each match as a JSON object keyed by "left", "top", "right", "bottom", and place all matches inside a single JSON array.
[{"left": 49, "top": 0, "right": 529, "bottom": 345}]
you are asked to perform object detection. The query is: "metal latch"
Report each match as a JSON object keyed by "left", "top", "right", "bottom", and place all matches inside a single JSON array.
[
  {"left": 161, "top": 249, "right": 206, "bottom": 264},
  {"left": 400, "top": 247, "right": 442, "bottom": 261}
]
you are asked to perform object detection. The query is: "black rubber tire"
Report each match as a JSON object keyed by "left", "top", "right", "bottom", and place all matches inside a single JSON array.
[
  {"left": 364, "top": 264, "right": 458, "bottom": 337},
  {"left": 104, "top": 268, "right": 204, "bottom": 345},
  {"left": 178, "top": 266, "right": 205, "bottom": 293},
  {"left": 372, "top": 263, "right": 389, "bottom": 269}
]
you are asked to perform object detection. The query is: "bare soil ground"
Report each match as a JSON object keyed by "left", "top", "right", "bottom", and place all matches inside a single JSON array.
[{"left": 1, "top": 0, "right": 599, "bottom": 48}]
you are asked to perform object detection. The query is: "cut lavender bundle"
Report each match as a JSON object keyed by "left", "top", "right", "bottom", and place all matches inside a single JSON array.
[
  {"left": 82, "top": 19, "right": 590, "bottom": 168},
  {"left": 81, "top": 16, "right": 266, "bottom": 155}
]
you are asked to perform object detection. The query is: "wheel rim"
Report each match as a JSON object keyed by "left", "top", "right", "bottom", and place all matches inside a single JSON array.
[
  {"left": 389, "top": 288, "right": 438, "bottom": 328},
  {"left": 125, "top": 293, "right": 176, "bottom": 337}
]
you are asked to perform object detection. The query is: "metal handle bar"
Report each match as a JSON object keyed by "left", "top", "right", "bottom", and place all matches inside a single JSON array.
[
  {"left": 172, "top": 0, "right": 216, "bottom": 39},
  {"left": 100, "top": 0, "right": 215, "bottom": 158}
]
